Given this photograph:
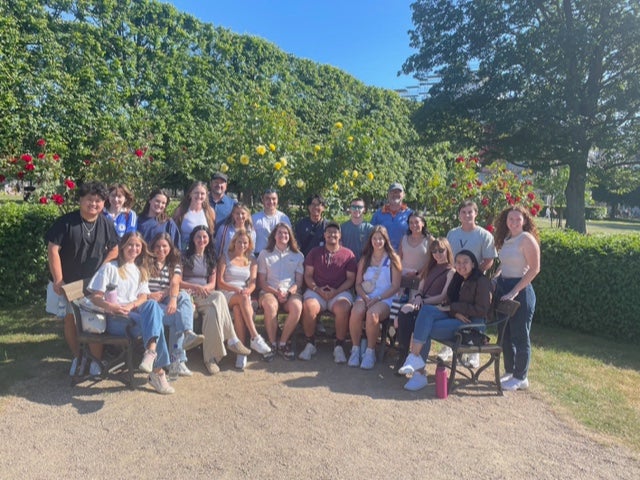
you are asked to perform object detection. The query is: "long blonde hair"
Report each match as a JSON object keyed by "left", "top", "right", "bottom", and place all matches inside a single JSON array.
[
  {"left": 173, "top": 181, "right": 216, "bottom": 233},
  {"left": 117, "top": 232, "right": 152, "bottom": 282}
]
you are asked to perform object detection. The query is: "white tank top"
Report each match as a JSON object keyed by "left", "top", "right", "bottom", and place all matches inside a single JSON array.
[{"left": 499, "top": 232, "right": 530, "bottom": 278}]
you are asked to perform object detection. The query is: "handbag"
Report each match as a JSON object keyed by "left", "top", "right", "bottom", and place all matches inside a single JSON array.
[
  {"left": 78, "top": 298, "right": 106, "bottom": 334},
  {"left": 46, "top": 281, "right": 66, "bottom": 317},
  {"left": 361, "top": 257, "right": 390, "bottom": 294},
  {"left": 457, "top": 328, "right": 490, "bottom": 346}
]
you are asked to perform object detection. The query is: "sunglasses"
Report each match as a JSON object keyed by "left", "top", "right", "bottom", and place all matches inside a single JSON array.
[
  {"left": 432, "top": 248, "right": 446, "bottom": 254},
  {"left": 350, "top": 205, "right": 365, "bottom": 210}
]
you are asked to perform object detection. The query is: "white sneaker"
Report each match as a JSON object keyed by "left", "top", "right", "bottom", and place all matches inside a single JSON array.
[
  {"left": 177, "top": 362, "right": 193, "bottom": 377},
  {"left": 501, "top": 377, "right": 529, "bottom": 391},
  {"left": 398, "top": 353, "right": 426, "bottom": 376},
  {"left": 437, "top": 346, "right": 453, "bottom": 362},
  {"left": 347, "top": 347, "right": 361, "bottom": 367},
  {"left": 404, "top": 372, "right": 429, "bottom": 391},
  {"left": 461, "top": 353, "right": 480, "bottom": 368},
  {"left": 360, "top": 348, "right": 376, "bottom": 370},
  {"left": 89, "top": 360, "right": 103, "bottom": 376},
  {"left": 298, "top": 342, "right": 317, "bottom": 361},
  {"left": 333, "top": 345, "right": 347, "bottom": 364},
  {"left": 235, "top": 354, "right": 247, "bottom": 370},
  {"left": 183, "top": 330, "right": 204, "bottom": 351},
  {"left": 250, "top": 335, "right": 272, "bottom": 355},
  {"left": 139, "top": 349, "right": 157, "bottom": 373},
  {"left": 500, "top": 373, "right": 513, "bottom": 383},
  {"left": 149, "top": 371, "right": 175, "bottom": 394}
]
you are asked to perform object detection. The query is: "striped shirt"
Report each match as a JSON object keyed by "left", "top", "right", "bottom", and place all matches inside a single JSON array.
[{"left": 148, "top": 263, "right": 182, "bottom": 293}]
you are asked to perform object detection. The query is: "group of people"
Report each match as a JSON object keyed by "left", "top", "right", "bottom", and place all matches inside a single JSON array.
[{"left": 46, "top": 173, "right": 540, "bottom": 395}]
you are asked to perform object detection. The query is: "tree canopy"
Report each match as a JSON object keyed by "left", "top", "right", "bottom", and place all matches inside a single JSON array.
[{"left": 403, "top": 0, "right": 640, "bottom": 232}]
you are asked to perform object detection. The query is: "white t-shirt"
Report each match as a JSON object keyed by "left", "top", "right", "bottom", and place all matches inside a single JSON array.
[
  {"left": 252, "top": 210, "right": 291, "bottom": 254},
  {"left": 88, "top": 261, "right": 150, "bottom": 304}
]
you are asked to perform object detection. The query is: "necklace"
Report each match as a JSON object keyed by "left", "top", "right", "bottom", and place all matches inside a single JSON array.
[{"left": 82, "top": 218, "right": 96, "bottom": 238}]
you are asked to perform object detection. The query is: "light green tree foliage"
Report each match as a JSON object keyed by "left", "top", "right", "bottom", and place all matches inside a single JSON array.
[{"left": 403, "top": 0, "right": 640, "bottom": 233}]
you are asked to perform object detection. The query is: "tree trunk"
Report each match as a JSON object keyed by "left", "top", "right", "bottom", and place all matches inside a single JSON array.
[{"left": 564, "top": 158, "right": 588, "bottom": 233}]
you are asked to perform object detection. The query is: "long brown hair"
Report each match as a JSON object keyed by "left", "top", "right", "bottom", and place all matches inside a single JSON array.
[
  {"left": 148, "top": 232, "right": 181, "bottom": 278},
  {"left": 493, "top": 205, "right": 540, "bottom": 249},
  {"left": 265, "top": 222, "right": 300, "bottom": 253},
  {"left": 421, "top": 237, "right": 454, "bottom": 280},
  {"left": 172, "top": 181, "right": 216, "bottom": 233},
  {"left": 360, "top": 225, "right": 402, "bottom": 272},
  {"left": 117, "top": 231, "right": 152, "bottom": 282},
  {"left": 141, "top": 189, "right": 171, "bottom": 223}
]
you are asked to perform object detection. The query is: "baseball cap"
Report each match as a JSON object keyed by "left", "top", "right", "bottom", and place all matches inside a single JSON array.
[
  {"left": 388, "top": 182, "right": 404, "bottom": 192},
  {"left": 211, "top": 172, "right": 228, "bottom": 182}
]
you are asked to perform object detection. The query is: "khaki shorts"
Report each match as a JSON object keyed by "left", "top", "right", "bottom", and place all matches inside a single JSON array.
[{"left": 303, "top": 289, "right": 353, "bottom": 312}]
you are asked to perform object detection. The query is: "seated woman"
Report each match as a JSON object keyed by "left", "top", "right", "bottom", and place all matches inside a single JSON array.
[
  {"left": 138, "top": 189, "right": 181, "bottom": 247},
  {"left": 215, "top": 203, "right": 256, "bottom": 257},
  {"left": 87, "top": 232, "right": 175, "bottom": 395},
  {"left": 257, "top": 222, "right": 304, "bottom": 360},
  {"left": 180, "top": 225, "right": 251, "bottom": 375},
  {"left": 397, "top": 250, "right": 492, "bottom": 391},
  {"left": 394, "top": 237, "right": 455, "bottom": 373},
  {"left": 172, "top": 181, "right": 216, "bottom": 251},
  {"left": 347, "top": 226, "right": 402, "bottom": 370},
  {"left": 217, "top": 229, "right": 271, "bottom": 370},
  {"left": 148, "top": 233, "right": 204, "bottom": 377},
  {"left": 104, "top": 183, "right": 137, "bottom": 238}
]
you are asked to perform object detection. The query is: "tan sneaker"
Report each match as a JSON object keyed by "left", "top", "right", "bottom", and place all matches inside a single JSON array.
[{"left": 206, "top": 360, "right": 220, "bottom": 375}]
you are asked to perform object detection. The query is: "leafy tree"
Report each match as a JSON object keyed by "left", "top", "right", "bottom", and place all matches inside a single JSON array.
[{"left": 403, "top": 0, "right": 640, "bottom": 233}]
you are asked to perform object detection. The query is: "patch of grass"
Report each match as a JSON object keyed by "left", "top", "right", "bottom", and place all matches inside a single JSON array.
[
  {"left": 0, "top": 303, "right": 66, "bottom": 394},
  {"left": 531, "top": 323, "right": 640, "bottom": 450}
]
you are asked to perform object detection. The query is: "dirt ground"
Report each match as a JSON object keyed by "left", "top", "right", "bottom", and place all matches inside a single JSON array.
[{"left": 1, "top": 341, "right": 639, "bottom": 480}]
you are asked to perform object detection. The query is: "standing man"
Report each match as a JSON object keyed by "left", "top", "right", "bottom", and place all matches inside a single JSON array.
[
  {"left": 252, "top": 188, "right": 291, "bottom": 256},
  {"left": 340, "top": 198, "right": 373, "bottom": 262},
  {"left": 294, "top": 194, "right": 327, "bottom": 257},
  {"left": 371, "top": 183, "right": 413, "bottom": 251},
  {"left": 442, "top": 199, "right": 498, "bottom": 367},
  {"left": 299, "top": 222, "right": 357, "bottom": 363},
  {"left": 46, "top": 181, "right": 120, "bottom": 375},
  {"left": 209, "top": 172, "right": 237, "bottom": 230}
]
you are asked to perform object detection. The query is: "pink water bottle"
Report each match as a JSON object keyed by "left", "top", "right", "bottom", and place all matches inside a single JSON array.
[
  {"left": 436, "top": 360, "right": 448, "bottom": 399},
  {"left": 105, "top": 284, "right": 118, "bottom": 304}
]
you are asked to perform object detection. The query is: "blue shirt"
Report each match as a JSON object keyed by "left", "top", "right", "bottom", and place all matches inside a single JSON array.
[
  {"left": 340, "top": 220, "right": 373, "bottom": 262},
  {"left": 103, "top": 209, "right": 137, "bottom": 238},
  {"left": 209, "top": 194, "right": 237, "bottom": 230},
  {"left": 371, "top": 204, "right": 413, "bottom": 251},
  {"left": 137, "top": 215, "right": 181, "bottom": 248}
]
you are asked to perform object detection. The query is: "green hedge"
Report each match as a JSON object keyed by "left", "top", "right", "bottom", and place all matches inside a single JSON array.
[
  {"left": 535, "top": 230, "right": 640, "bottom": 343},
  {"left": 0, "top": 203, "right": 58, "bottom": 306}
]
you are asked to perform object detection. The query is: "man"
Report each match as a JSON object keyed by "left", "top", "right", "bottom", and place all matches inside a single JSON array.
[
  {"left": 257, "top": 223, "right": 305, "bottom": 360},
  {"left": 299, "top": 222, "right": 357, "bottom": 363},
  {"left": 209, "top": 172, "right": 237, "bottom": 229},
  {"left": 371, "top": 183, "right": 413, "bottom": 250},
  {"left": 441, "top": 200, "right": 498, "bottom": 367},
  {"left": 252, "top": 188, "right": 291, "bottom": 256},
  {"left": 294, "top": 194, "right": 327, "bottom": 257},
  {"left": 340, "top": 198, "right": 373, "bottom": 262},
  {"left": 46, "top": 181, "right": 119, "bottom": 375}
]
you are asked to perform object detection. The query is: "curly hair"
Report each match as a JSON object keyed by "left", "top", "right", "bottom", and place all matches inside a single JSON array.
[{"left": 493, "top": 205, "right": 540, "bottom": 249}]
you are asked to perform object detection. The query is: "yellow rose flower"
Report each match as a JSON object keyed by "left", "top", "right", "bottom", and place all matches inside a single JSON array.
[
  {"left": 220, "top": 163, "right": 229, "bottom": 173},
  {"left": 269, "top": 143, "right": 276, "bottom": 152},
  {"left": 352, "top": 170, "right": 359, "bottom": 179},
  {"left": 296, "top": 179, "right": 305, "bottom": 189},
  {"left": 314, "top": 145, "right": 321, "bottom": 152},
  {"left": 274, "top": 161, "right": 282, "bottom": 170},
  {"left": 343, "top": 169, "right": 350, "bottom": 178},
  {"left": 277, "top": 177, "right": 287, "bottom": 187},
  {"left": 348, "top": 136, "right": 354, "bottom": 142},
  {"left": 349, "top": 180, "right": 354, "bottom": 187},
  {"left": 240, "top": 154, "right": 250, "bottom": 165},
  {"left": 226, "top": 155, "right": 235, "bottom": 164},
  {"left": 334, "top": 121, "right": 343, "bottom": 129},
  {"left": 332, "top": 182, "right": 338, "bottom": 191},
  {"left": 280, "top": 157, "right": 287, "bottom": 167},
  {"left": 367, "top": 171, "right": 374, "bottom": 181},
  {"left": 256, "top": 145, "right": 267, "bottom": 156}
]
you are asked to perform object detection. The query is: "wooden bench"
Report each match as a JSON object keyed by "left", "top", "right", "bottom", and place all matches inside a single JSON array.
[{"left": 61, "top": 280, "right": 137, "bottom": 389}]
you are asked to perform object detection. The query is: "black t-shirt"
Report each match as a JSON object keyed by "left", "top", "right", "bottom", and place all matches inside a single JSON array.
[
  {"left": 45, "top": 211, "right": 119, "bottom": 282},
  {"left": 295, "top": 217, "right": 327, "bottom": 257}
]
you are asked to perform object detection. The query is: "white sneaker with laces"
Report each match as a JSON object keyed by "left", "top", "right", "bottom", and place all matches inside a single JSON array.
[
  {"left": 404, "top": 371, "right": 429, "bottom": 391},
  {"left": 177, "top": 362, "right": 193, "bottom": 377},
  {"left": 347, "top": 347, "right": 361, "bottom": 367},
  {"left": 298, "top": 342, "right": 317, "bottom": 361},
  {"left": 360, "top": 348, "right": 376, "bottom": 370},
  {"left": 437, "top": 346, "right": 453, "bottom": 362},
  {"left": 250, "top": 335, "right": 272, "bottom": 355},
  {"left": 183, "top": 330, "right": 204, "bottom": 351},
  {"left": 501, "top": 377, "right": 529, "bottom": 391},
  {"left": 461, "top": 353, "right": 480, "bottom": 369},
  {"left": 398, "top": 353, "right": 426, "bottom": 376},
  {"left": 500, "top": 373, "right": 513, "bottom": 383},
  {"left": 333, "top": 345, "right": 347, "bottom": 364},
  {"left": 149, "top": 371, "right": 175, "bottom": 394},
  {"left": 139, "top": 349, "right": 157, "bottom": 373},
  {"left": 235, "top": 354, "right": 247, "bottom": 370}
]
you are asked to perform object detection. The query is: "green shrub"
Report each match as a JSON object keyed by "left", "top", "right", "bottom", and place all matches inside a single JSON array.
[
  {"left": 535, "top": 230, "right": 640, "bottom": 343},
  {"left": 585, "top": 206, "right": 607, "bottom": 220},
  {"left": 0, "top": 203, "right": 58, "bottom": 306}
]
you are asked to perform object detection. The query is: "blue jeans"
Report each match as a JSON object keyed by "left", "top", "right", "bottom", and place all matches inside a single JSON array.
[
  {"left": 160, "top": 291, "right": 194, "bottom": 362},
  {"left": 497, "top": 277, "right": 536, "bottom": 380},
  {"left": 107, "top": 300, "right": 169, "bottom": 368},
  {"left": 413, "top": 304, "right": 485, "bottom": 359}
]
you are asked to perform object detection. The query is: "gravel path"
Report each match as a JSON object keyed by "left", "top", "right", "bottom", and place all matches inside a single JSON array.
[{"left": 1, "top": 344, "right": 639, "bottom": 479}]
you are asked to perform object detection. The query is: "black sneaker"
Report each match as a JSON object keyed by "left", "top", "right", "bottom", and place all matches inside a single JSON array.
[{"left": 278, "top": 343, "right": 295, "bottom": 361}]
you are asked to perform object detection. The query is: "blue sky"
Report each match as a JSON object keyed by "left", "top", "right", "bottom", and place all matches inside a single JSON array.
[{"left": 162, "top": 0, "right": 418, "bottom": 90}]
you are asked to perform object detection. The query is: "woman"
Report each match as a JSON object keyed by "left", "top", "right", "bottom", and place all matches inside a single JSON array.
[
  {"left": 398, "top": 250, "right": 491, "bottom": 391},
  {"left": 173, "top": 181, "right": 216, "bottom": 251},
  {"left": 398, "top": 212, "right": 433, "bottom": 279},
  {"left": 87, "top": 232, "right": 176, "bottom": 395},
  {"left": 138, "top": 189, "right": 181, "bottom": 247},
  {"left": 493, "top": 205, "right": 540, "bottom": 391},
  {"left": 218, "top": 229, "right": 271, "bottom": 370},
  {"left": 394, "top": 237, "right": 456, "bottom": 373},
  {"left": 148, "top": 233, "right": 204, "bottom": 377},
  {"left": 215, "top": 203, "right": 256, "bottom": 257},
  {"left": 347, "top": 226, "right": 402, "bottom": 370},
  {"left": 104, "top": 183, "right": 137, "bottom": 238},
  {"left": 180, "top": 226, "right": 251, "bottom": 374},
  {"left": 257, "top": 223, "right": 304, "bottom": 360}
]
